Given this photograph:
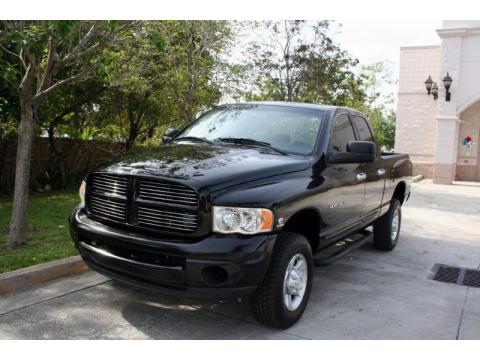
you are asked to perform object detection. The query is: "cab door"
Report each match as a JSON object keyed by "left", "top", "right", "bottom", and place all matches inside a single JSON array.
[
  {"left": 321, "top": 114, "right": 366, "bottom": 237},
  {"left": 350, "top": 115, "right": 386, "bottom": 220}
]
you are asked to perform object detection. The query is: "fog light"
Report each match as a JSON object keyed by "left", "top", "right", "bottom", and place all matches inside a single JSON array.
[{"left": 201, "top": 266, "right": 228, "bottom": 286}]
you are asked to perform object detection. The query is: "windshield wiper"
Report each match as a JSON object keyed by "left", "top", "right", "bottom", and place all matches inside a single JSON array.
[
  {"left": 217, "top": 137, "right": 287, "bottom": 155},
  {"left": 173, "top": 136, "right": 215, "bottom": 145}
]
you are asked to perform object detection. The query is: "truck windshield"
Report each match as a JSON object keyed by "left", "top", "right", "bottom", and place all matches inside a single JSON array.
[{"left": 176, "top": 105, "right": 325, "bottom": 155}]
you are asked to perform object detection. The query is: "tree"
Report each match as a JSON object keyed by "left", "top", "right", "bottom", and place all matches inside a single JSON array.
[
  {"left": 245, "top": 21, "right": 365, "bottom": 105},
  {"left": 158, "top": 21, "right": 233, "bottom": 124},
  {"left": 87, "top": 23, "right": 169, "bottom": 150},
  {"left": 344, "top": 61, "right": 397, "bottom": 150},
  {"left": 87, "top": 21, "right": 234, "bottom": 150},
  {"left": 0, "top": 20, "right": 129, "bottom": 248},
  {"left": 37, "top": 80, "right": 107, "bottom": 187},
  {"left": 0, "top": 69, "right": 18, "bottom": 191}
]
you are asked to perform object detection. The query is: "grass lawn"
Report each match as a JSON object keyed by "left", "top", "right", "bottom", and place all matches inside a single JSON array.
[{"left": 0, "top": 192, "right": 80, "bottom": 273}]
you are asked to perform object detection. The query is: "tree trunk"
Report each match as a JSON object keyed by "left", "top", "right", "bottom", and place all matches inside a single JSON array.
[
  {"left": 126, "top": 109, "right": 140, "bottom": 151},
  {"left": 185, "top": 22, "right": 195, "bottom": 124},
  {"left": 47, "top": 124, "right": 66, "bottom": 189},
  {"left": 7, "top": 99, "right": 35, "bottom": 248}
]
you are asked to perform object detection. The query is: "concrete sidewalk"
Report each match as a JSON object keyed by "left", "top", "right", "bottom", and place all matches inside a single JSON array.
[{"left": 1, "top": 180, "right": 479, "bottom": 339}]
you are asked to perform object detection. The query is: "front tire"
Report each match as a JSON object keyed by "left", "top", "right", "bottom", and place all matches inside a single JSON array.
[
  {"left": 250, "top": 232, "right": 313, "bottom": 329},
  {"left": 373, "top": 198, "right": 402, "bottom": 251}
]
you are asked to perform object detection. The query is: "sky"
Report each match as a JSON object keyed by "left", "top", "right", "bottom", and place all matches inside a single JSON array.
[
  {"left": 332, "top": 20, "right": 443, "bottom": 108},
  {"left": 230, "top": 20, "right": 443, "bottom": 108},
  {"left": 334, "top": 20, "right": 442, "bottom": 66}
]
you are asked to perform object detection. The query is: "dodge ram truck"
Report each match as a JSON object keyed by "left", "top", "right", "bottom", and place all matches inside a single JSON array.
[{"left": 70, "top": 102, "right": 412, "bottom": 329}]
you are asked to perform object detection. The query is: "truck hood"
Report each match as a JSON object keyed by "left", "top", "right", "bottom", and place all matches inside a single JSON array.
[{"left": 99, "top": 144, "right": 311, "bottom": 188}]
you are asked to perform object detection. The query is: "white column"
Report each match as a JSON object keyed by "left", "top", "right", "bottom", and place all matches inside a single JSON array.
[{"left": 433, "top": 29, "right": 464, "bottom": 184}]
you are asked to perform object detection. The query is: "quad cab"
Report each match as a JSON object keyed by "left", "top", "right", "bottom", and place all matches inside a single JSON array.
[{"left": 70, "top": 102, "right": 412, "bottom": 328}]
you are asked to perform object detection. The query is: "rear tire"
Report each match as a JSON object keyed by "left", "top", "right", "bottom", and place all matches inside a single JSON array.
[
  {"left": 250, "top": 232, "right": 313, "bottom": 329},
  {"left": 373, "top": 198, "right": 402, "bottom": 251}
]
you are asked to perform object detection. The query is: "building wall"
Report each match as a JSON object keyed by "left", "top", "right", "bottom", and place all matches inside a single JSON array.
[
  {"left": 396, "top": 22, "right": 480, "bottom": 182},
  {"left": 433, "top": 24, "right": 480, "bottom": 183},
  {"left": 457, "top": 101, "right": 480, "bottom": 181},
  {"left": 395, "top": 46, "right": 441, "bottom": 177},
  {"left": 457, "top": 34, "right": 480, "bottom": 113}
]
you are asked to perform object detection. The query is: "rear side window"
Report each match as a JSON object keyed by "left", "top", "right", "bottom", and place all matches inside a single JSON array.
[
  {"left": 351, "top": 116, "right": 373, "bottom": 142},
  {"left": 331, "top": 114, "right": 355, "bottom": 152}
]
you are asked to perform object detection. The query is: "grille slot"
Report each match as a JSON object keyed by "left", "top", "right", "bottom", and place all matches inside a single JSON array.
[
  {"left": 88, "top": 173, "right": 128, "bottom": 223},
  {"left": 138, "top": 206, "right": 198, "bottom": 232},
  {"left": 90, "top": 173, "right": 128, "bottom": 198},
  {"left": 86, "top": 174, "right": 200, "bottom": 234},
  {"left": 88, "top": 196, "right": 127, "bottom": 222},
  {"left": 138, "top": 179, "right": 198, "bottom": 206}
]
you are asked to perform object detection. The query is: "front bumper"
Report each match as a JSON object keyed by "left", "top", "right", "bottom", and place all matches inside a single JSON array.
[{"left": 69, "top": 207, "right": 276, "bottom": 299}]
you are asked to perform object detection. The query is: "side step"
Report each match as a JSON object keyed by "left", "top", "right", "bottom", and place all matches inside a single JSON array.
[{"left": 314, "top": 229, "right": 373, "bottom": 266}]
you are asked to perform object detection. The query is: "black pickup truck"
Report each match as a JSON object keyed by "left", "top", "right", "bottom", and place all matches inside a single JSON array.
[{"left": 70, "top": 102, "right": 412, "bottom": 328}]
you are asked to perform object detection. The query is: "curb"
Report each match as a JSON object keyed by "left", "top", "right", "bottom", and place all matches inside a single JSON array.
[
  {"left": 0, "top": 256, "right": 89, "bottom": 295},
  {"left": 412, "top": 175, "right": 424, "bottom": 183}
]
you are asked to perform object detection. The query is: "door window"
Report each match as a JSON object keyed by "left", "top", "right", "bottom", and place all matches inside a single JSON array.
[
  {"left": 351, "top": 116, "right": 373, "bottom": 142},
  {"left": 331, "top": 114, "right": 356, "bottom": 152}
]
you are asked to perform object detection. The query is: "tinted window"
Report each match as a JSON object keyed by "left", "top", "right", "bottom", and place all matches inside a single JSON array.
[
  {"left": 177, "top": 105, "right": 324, "bottom": 155},
  {"left": 352, "top": 116, "right": 373, "bottom": 142},
  {"left": 331, "top": 114, "right": 355, "bottom": 152}
]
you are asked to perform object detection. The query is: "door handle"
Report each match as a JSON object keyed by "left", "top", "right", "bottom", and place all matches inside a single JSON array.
[
  {"left": 356, "top": 173, "right": 367, "bottom": 181},
  {"left": 376, "top": 168, "right": 386, "bottom": 176}
]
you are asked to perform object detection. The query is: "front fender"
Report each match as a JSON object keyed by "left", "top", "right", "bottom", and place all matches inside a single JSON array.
[{"left": 211, "top": 170, "right": 325, "bottom": 231}]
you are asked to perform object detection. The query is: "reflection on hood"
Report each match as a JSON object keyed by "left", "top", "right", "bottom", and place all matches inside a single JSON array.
[{"left": 99, "top": 143, "right": 311, "bottom": 187}]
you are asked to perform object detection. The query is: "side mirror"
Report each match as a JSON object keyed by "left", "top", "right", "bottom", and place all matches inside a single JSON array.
[
  {"left": 328, "top": 141, "right": 376, "bottom": 164},
  {"left": 162, "top": 128, "right": 179, "bottom": 144}
]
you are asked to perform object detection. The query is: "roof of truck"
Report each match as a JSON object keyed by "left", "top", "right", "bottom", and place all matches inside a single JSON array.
[{"left": 222, "top": 101, "right": 365, "bottom": 116}]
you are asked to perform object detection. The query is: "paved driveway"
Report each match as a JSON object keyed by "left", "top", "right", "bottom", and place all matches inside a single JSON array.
[{"left": 1, "top": 180, "right": 479, "bottom": 339}]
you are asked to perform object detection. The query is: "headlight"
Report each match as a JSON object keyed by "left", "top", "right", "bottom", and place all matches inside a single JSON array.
[
  {"left": 213, "top": 206, "right": 274, "bottom": 234},
  {"left": 79, "top": 180, "right": 86, "bottom": 206}
]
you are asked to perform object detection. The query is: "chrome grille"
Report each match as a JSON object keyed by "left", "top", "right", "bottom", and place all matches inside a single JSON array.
[
  {"left": 86, "top": 174, "right": 200, "bottom": 234},
  {"left": 90, "top": 173, "right": 128, "bottom": 198},
  {"left": 138, "top": 179, "right": 198, "bottom": 206},
  {"left": 88, "top": 196, "right": 127, "bottom": 222},
  {"left": 87, "top": 173, "right": 128, "bottom": 223},
  {"left": 138, "top": 206, "right": 198, "bottom": 232}
]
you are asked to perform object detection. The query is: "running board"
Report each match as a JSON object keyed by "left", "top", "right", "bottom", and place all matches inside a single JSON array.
[{"left": 314, "top": 229, "right": 373, "bottom": 266}]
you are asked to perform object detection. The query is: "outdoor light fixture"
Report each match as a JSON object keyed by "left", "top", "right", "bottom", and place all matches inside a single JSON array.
[
  {"left": 425, "top": 75, "right": 433, "bottom": 95},
  {"left": 443, "top": 72, "right": 452, "bottom": 101},
  {"left": 431, "top": 82, "right": 439, "bottom": 101},
  {"left": 424, "top": 73, "right": 453, "bottom": 102}
]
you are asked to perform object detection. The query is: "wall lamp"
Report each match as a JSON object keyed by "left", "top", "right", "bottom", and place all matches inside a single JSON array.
[
  {"left": 443, "top": 72, "right": 452, "bottom": 101},
  {"left": 424, "top": 73, "right": 452, "bottom": 102}
]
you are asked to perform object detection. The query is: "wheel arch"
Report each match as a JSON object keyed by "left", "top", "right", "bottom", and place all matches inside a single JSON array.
[
  {"left": 392, "top": 181, "right": 407, "bottom": 204},
  {"left": 282, "top": 207, "right": 322, "bottom": 253}
]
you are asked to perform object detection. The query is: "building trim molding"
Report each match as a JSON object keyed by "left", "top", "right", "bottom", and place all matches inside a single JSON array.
[
  {"left": 399, "top": 45, "right": 441, "bottom": 50},
  {"left": 436, "top": 116, "right": 460, "bottom": 123},
  {"left": 437, "top": 28, "right": 467, "bottom": 38},
  {"left": 408, "top": 153, "right": 434, "bottom": 158},
  {"left": 397, "top": 91, "right": 429, "bottom": 96},
  {"left": 437, "top": 27, "right": 480, "bottom": 38}
]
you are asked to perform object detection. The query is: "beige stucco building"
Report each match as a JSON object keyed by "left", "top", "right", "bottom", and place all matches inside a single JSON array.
[{"left": 396, "top": 20, "right": 480, "bottom": 184}]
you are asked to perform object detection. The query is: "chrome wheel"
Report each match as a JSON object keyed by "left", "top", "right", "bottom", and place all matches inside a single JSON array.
[
  {"left": 391, "top": 208, "right": 400, "bottom": 242},
  {"left": 283, "top": 253, "right": 308, "bottom": 311}
]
